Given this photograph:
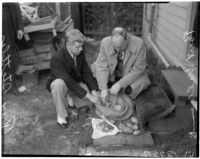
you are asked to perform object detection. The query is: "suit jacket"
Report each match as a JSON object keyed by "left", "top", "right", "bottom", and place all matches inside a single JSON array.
[
  {"left": 92, "top": 34, "right": 149, "bottom": 90},
  {"left": 46, "top": 47, "right": 98, "bottom": 98}
]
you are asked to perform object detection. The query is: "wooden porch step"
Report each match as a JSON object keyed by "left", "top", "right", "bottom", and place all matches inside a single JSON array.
[
  {"left": 93, "top": 132, "right": 154, "bottom": 148},
  {"left": 160, "top": 69, "right": 197, "bottom": 106}
]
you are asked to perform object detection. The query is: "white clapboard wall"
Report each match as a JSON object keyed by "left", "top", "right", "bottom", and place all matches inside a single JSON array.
[{"left": 142, "top": 2, "right": 196, "bottom": 65}]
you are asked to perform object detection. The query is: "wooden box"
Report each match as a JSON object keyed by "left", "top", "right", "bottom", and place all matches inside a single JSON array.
[
  {"left": 24, "top": 16, "right": 58, "bottom": 33},
  {"left": 22, "top": 69, "right": 39, "bottom": 88},
  {"left": 19, "top": 48, "right": 36, "bottom": 58}
]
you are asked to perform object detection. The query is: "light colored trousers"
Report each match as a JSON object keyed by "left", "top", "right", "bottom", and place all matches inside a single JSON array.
[
  {"left": 50, "top": 79, "right": 90, "bottom": 119},
  {"left": 128, "top": 72, "right": 150, "bottom": 99}
]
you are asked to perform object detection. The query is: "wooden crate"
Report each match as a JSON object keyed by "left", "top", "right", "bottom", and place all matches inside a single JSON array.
[
  {"left": 24, "top": 16, "right": 58, "bottom": 33},
  {"left": 34, "top": 61, "right": 50, "bottom": 70},
  {"left": 22, "top": 69, "right": 39, "bottom": 88},
  {"left": 20, "top": 53, "right": 51, "bottom": 64},
  {"left": 19, "top": 43, "right": 53, "bottom": 70},
  {"left": 19, "top": 48, "right": 36, "bottom": 58},
  {"left": 24, "top": 16, "right": 58, "bottom": 40},
  {"left": 34, "top": 43, "right": 54, "bottom": 55}
]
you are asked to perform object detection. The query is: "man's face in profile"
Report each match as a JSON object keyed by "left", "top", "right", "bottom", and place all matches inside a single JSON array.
[{"left": 68, "top": 41, "right": 84, "bottom": 56}]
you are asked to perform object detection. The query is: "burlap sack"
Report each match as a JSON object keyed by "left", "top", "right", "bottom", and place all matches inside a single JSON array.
[{"left": 95, "top": 93, "right": 135, "bottom": 121}]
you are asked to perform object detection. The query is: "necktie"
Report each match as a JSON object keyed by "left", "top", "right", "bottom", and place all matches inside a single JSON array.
[
  {"left": 115, "top": 51, "right": 124, "bottom": 80},
  {"left": 117, "top": 51, "right": 123, "bottom": 62},
  {"left": 73, "top": 55, "right": 77, "bottom": 69}
]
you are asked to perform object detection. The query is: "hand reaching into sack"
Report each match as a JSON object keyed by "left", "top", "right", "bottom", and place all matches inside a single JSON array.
[
  {"left": 86, "top": 90, "right": 101, "bottom": 104},
  {"left": 110, "top": 83, "right": 121, "bottom": 95},
  {"left": 100, "top": 89, "right": 109, "bottom": 104}
]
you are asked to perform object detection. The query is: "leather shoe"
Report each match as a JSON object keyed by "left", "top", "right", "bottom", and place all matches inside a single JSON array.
[{"left": 57, "top": 122, "right": 68, "bottom": 129}]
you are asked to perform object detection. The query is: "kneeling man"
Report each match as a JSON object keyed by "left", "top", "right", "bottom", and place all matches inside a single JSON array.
[
  {"left": 47, "top": 29, "right": 99, "bottom": 128},
  {"left": 92, "top": 27, "right": 150, "bottom": 103}
]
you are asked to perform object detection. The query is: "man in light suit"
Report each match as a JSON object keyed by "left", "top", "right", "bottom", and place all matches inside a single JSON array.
[{"left": 92, "top": 27, "right": 150, "bottom": 103}]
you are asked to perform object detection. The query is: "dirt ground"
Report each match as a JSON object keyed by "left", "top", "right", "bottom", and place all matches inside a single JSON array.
[{"left": 2, "top": 41, "right": 197, "bottom": 157}]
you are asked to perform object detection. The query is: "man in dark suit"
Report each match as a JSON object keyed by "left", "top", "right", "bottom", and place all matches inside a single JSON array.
[{"left": 46, "top": 29, "right": 99, "bottom": 128}]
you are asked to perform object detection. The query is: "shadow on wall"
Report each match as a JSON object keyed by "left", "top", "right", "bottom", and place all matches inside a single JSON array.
[
  {"left": 84, "top": 41, "right": 100, "bottom": 66},
  {"left": 146, "top": 49, "right": 166, "bottom": 84}
]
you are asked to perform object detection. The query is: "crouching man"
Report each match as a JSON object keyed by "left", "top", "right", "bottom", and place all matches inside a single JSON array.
[
  {"left": 46, "top": 29, "right": 99, "bottom": 128},
  {"left": 92, "top": 27, "right": 150, "bottom": 103}
]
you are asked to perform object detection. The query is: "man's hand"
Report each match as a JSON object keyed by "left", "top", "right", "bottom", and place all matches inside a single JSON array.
[
  {"left": 91, "top": 90, "right": 102, "bottom": 105},
  {"left": 91, "top": 90, "right": 100, "bottom": 97},
  {"left": 17, "top": 30, "right": 24, "bottom": 40},
  {"left": 100, "top": 89, "right": 108, "bottom": 104},
  {"left": 85, "top": 93, "right": 98, "bottom": 104},
  {"left": 110, "top": 83, "right": 121, "bottom": 94}
]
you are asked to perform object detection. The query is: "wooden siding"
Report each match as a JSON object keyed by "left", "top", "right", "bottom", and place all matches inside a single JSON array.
[
  {"left": 170, "top": 2, "right": 190, "bottom": 9},
  {"left": 159, "top": 3, "right": 188, "bottom": 20},
  {"left": 142, "top": 2, "right": 193, "bottom": 65},
  {"left": 143, "top": 17, "right": 150, "bottom": 34}
]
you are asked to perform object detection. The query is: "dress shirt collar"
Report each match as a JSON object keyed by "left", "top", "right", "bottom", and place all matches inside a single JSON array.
[{"left": 66, "top": 46, "right": 75, "bottom": 58}]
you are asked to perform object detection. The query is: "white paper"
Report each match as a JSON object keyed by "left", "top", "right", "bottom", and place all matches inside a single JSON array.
[{"left": 91, "top": 118, "right": 119, "bottom": 139}]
